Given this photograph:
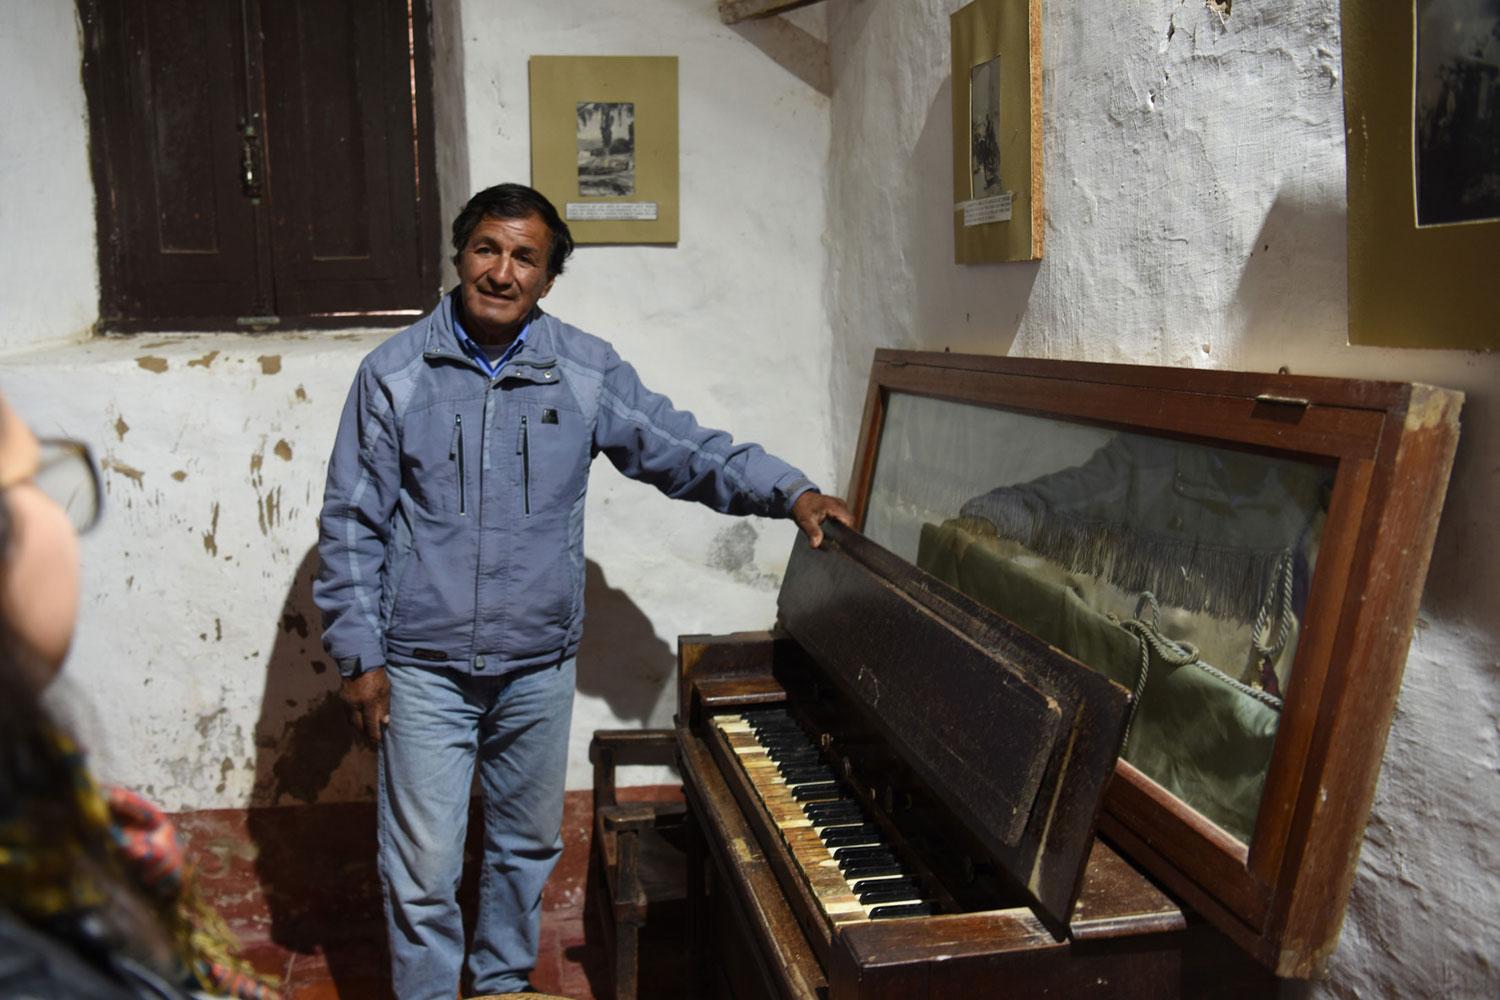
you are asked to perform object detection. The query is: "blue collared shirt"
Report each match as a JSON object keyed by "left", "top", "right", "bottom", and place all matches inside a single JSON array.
[{"left": 452, "top": 299, "right": 532, "bottom": 378}]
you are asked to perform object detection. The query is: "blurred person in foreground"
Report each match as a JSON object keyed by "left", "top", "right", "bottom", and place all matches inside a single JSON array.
[{"left": 0, "top": 393, "right": 279, "bottom": 999}]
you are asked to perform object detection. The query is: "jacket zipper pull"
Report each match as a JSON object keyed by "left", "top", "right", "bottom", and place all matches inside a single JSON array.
[
  {"left": 452, "top": 414, "right": 466, "bottom": 515},
  {"left": 519, "top": 415, "right": 531, "bottom": 515}
]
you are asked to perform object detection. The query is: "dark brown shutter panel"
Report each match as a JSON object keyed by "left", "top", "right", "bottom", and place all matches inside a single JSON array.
[
  {"left": 260, "top": 0, "right": 433, "bottom": 318},
  {"left": 84, "top": 0, "right": 272, "bottom": 327}
]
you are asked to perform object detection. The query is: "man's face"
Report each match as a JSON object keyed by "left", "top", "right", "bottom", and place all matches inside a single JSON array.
[{"left": 456, "top": 213, "right": 557, "bottom": 343}]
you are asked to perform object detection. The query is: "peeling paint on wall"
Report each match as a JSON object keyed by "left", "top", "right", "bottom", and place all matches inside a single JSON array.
[
  {"left": 196, "top": 706, "right": 228, "bottom": 739},
  {"left": 258, "top": 355, "right": 282, "bottom": 375},
  {"left": 135, "top": 356, "right": 169, "bottom": 373},
  {"left": 258, "top": 486, "right": 282, "bottom": 535},
  {"left": 273, "top": 439, "right": 293, "bottom": 461},
  {"left": 103, "top": 458, "right": 144, "bottom": 487},
  {"left": 187, "top": 350, "right": 220, "bottom": 369},
  {"left": 113, "top": 415, "right": 129, "bottom": 441},
  {"left": 707, "top": 521, "right": 780, "bottom": 590},
  {"left": 171, "top": 470, "right": 187, "bottom": 482},
  {"left": 202, "top": 502, "right": 220, "bottom": 556}
]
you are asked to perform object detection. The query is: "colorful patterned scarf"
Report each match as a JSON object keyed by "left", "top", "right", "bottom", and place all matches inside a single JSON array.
[{"left": 0, "top": 726, "right": 281, "bottom": 999}]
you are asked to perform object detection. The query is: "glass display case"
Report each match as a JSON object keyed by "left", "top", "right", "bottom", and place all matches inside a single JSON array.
[{"left": 843, "top": 351, "right": 1461, "bottom": 975}]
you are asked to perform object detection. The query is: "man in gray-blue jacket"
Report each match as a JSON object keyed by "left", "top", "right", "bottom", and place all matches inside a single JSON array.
[{"left": 314, "top": 183, "right": 850, "bottom": 998}]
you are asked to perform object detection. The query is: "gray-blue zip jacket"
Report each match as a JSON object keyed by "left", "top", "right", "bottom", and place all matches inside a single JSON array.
[{"left": 314, "top": 292, "right": 818, "bottom": 679}]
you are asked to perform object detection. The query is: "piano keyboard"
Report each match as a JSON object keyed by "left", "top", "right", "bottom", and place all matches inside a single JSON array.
[{"left": 715, "top": 708, "right": 939, "bottom": 925}]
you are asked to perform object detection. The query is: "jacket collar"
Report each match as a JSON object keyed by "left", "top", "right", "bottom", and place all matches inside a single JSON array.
[{"left": 423, "top": 291, "right": 559, "bottom": 380}]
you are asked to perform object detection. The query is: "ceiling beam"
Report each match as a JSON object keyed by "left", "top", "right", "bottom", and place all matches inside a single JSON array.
[{"left": 718, "top": 0, "right": 826, "bottom": 25}]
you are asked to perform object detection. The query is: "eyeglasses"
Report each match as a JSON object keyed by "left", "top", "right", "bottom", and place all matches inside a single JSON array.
[{"left": 1, "top": 438, "right": 105, "bottom": 534}]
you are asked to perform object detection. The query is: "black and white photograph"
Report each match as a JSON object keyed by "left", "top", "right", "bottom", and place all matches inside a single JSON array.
[
  {"left": 969, "top": 55, "right": 1002, "bottom": 198},
  {"left": 1416, "top": 0, "right": 1500, "bottom": 226},
  {"left": 576, "top": 101, "right": 636, "bottom": 197}
]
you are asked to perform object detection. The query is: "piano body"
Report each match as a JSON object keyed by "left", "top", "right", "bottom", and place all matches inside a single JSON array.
[{"left": 674, "top": 352, "right": 1461, "bottom": 997}]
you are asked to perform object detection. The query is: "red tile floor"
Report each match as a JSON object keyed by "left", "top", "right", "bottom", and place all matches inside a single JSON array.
[{"left": 175, "top": 785, "right": 684, "bottom": 999}]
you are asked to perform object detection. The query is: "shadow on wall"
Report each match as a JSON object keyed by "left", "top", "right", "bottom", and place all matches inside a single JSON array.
[
  {"left": 247, "top": 545, "right": 386, "bottom": 995},
  {"left": 1233, "top": 187, "right": 1495, "bottom": 627},
  {"left": 730, "top": 15, "right": 831, "bottom": 96},
  {"left": 1233, "top": 189, "right": 1348, "bottom": 370},
  {"left": 250, "top": 545, "right": 365, "bottom": 811},
  {"left": 575, "top": 559, "right": 676, "bottom": 726},
  {"left": 908, "top": 76, "right": 1039, "bottom": 353}
]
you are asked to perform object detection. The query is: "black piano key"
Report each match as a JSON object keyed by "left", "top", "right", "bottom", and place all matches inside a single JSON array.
[
  {"left": 840, "top": 861, "right": 903, "bottom": 879},
  {"left": 832, "top": 845, "right": 893, "bottom": 862},
  {"left": 869, "top": 902, "right": 936, "bottom": 920},
  {"left": 821, "top": 828, "right": 881, "bottom": 847},
  {"left": 755, "top": 726, "right": 806, "bottom": 739},
  {"left": 768, "top": 750, "right": 815, "bottom": 763},
  {"left": 781, "top": 768, "right": 836, "bottom": 784},
  {"left": 804, "top": 803, "right": 861, "bottom": 819},
  {"left": 745, "top": 710, "right": 796, "bottom": 723},
  {"left": 838, "top": 853, "right": 897, "bottom": 873},
  {"left": 752, "top": 724, "right": 804, "bottom": 737},
  {"left": 774, "top": 759, "right": 823, "bottom": 772},
  {"left": 779, "top": 759, "right": 831, "bottom": 772},
  {"left": 852, "top": 876, "right": 918, "bottom": 894},
  {"left": 771, "top": 758, "right": 821, "bottom": 771},
  {"left": 746, "top": 723, "right": 792, "bottom": 733},
  {"left": 792, "top": 785, "right": 842, "bottom": 802},
  {"left": 858, "top": 887, "right": 922, "bottom": 905}
]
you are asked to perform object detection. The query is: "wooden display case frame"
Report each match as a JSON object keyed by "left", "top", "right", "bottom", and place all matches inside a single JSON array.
[{"left": 841, "top": 350, "right": 1461, "bottom": 977}]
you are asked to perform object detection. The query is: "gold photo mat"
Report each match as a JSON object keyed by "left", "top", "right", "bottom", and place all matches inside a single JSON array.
[
  {"left": 950, "top": 0, "right": 1042, "bottom": 264},
  {"left": 529, "top": 56, "right": 679, "bottom": 245},
  {"left": 1343, "top": 3, "right": 1499, "bottom": 349}
]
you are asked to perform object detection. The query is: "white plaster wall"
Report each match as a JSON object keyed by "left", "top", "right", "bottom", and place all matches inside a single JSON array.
[
  {"left": 825, "top": 1, "right": 1499, "bottom": 996},
  {"left": 0, "top": 0, "right": 97, "bottom": 352},
  {"left": 0, "top": 1, "right": 833, "bottom": 805}
]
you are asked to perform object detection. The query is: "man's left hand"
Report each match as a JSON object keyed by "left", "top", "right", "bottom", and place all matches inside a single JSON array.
[{"left": 791, "top": 492, "right": 855, "bottom": 548}]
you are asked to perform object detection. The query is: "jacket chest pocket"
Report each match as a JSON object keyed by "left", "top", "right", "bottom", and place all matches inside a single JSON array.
[
  {"left": 403, "top": 401, "right": 482, "bottom": 516},
  {"left": 515, "top": 400, "right": 590, "bottom": 516}
]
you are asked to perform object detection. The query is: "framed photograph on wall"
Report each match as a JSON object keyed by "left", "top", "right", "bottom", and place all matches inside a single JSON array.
[
  {"left": 1343, "top": 2, "right": 1500, "bottom": 349},
  {"left": 950, "top": 0, "right": 1042, "bottom": 264},
  {"left": 529, "top": 56, "right": 678, "bottom": 244}
]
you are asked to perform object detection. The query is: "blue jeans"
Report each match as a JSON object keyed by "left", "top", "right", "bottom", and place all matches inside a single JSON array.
[{"left": 377, "top": 658, "right": 576, "bottom": 999}]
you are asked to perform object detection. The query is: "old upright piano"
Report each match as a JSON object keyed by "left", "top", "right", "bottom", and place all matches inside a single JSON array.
[{"left": 675, "top": 352, "right": 1461, "bottom": 997}]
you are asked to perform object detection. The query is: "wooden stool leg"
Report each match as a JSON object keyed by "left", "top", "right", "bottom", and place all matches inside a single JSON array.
[
  {"left": 613, "top": 920, "right": 639, "bottom": 1000},
  {"left": 686, "top": 806, "right": 707, "bottom": 997}
]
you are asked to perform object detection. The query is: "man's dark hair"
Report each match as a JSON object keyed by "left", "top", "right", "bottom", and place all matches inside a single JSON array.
[{"left": 450, "top": 183, "right": 575, "bottom": 277}]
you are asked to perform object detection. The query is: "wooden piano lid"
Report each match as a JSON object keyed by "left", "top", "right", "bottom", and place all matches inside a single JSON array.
[{"left": 777, "top": 521, "right": 1132, "bottom": 930}]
